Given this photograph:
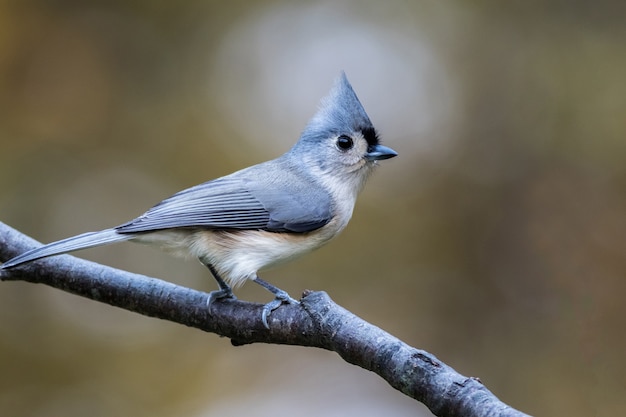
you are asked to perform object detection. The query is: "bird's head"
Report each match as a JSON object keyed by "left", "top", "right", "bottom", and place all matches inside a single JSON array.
[{"left": 290, "top": 72, "right": 397, "bottom": 191}]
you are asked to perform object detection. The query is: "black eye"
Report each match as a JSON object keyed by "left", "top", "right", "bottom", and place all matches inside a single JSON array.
[{"left": 336, "top": 135, "right": 353, "bottom": 151}]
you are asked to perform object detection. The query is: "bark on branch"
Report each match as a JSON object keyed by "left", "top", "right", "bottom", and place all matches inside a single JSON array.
[{"left": 0, "top": 221, "right": 530, "bottom": 417}]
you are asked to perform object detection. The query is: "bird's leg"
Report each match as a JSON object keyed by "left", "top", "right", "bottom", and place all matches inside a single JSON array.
[
  {"left": 252, "top": 276, "right": 299, "bottom": 329},
  {"left": 198, "top": 257, "right": 236, "bottom": 309}
]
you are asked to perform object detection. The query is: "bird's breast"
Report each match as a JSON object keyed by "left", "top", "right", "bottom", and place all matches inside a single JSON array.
[{"left": 189, "top": 215, "right": 347, "bottom": 288}]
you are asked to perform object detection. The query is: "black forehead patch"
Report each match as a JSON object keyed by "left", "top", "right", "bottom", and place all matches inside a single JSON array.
[{"left": 360, "top": 126, "right": 379, "bottom": 147}]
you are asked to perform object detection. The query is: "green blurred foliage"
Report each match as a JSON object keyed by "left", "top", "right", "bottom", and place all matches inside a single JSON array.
[{"left": 1, "top": 1, "right": 625, "bottom": 416}]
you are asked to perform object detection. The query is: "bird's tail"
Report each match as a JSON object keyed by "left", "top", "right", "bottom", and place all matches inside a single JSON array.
[{"left": 1, "top": 228, "right": 132, "bottom": 270}]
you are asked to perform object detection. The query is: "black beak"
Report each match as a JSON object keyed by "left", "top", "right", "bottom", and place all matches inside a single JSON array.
[{"left": 365, "top": 144, "right": 398, "bottom": 161}]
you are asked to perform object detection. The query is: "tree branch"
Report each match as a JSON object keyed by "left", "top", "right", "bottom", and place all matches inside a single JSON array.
[{"left": 0, "top": 221, "right": 530, "bottom": 417}]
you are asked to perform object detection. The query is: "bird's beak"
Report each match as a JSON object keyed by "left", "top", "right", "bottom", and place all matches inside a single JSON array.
[{"left": 365, "top": 144, "right": 398, "bottom": 161}]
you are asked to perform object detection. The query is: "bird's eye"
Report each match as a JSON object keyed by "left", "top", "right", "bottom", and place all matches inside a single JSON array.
[{"left": 336, "top": 135, "right": 353, "bottom": 151}]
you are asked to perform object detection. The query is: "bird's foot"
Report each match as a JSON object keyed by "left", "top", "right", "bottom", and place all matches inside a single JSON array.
[
  {"left": 206, "top": 288, "right": 237, "bottom": 311},
  {"left": 261, "top": 289, "right": 299, "bottom": 329}
]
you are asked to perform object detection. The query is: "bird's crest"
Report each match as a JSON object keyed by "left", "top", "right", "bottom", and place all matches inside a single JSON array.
[{"left": 301, "top": 72, "right": 379, "bottom": 146}]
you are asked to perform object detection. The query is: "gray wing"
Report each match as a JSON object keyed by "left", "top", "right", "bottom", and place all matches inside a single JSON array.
[{"left": 116, "top": 170, "right": 332, "bottom": 234}]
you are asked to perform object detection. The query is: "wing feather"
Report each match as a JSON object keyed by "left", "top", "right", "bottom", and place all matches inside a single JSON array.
[{"left": 115, "top": 173, "right": 331, "bottom": 234}]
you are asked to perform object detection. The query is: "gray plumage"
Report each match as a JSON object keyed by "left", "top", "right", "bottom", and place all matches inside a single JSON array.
[
  {"left": 116, "top": 165, "right": 332, "bottom": 234},
  {"left": 3, "top": 229, "right": 132, "bottom": 267},
  {"left": 1, "top": 72, "right": 397, "bottom": 327}
]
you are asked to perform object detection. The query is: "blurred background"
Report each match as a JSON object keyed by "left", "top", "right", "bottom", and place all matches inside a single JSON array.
[{"left": 0, "top": 1, "right": 624, "bottom": 416}]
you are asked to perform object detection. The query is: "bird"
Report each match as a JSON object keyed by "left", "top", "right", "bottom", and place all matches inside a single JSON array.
[{"left": 1, "top": 72, "right": 397, "bottom": 328}]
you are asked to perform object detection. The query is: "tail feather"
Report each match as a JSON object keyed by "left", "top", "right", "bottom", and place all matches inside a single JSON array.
[{"left": 1, "top": 229, "right": 132, "bottom": 269}]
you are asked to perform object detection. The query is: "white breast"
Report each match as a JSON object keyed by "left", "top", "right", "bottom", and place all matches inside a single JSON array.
[{"left": 188, "top": 224, "right": 341, "bottom": 288}]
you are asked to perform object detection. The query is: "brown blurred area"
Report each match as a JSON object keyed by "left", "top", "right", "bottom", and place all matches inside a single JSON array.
[{"left": 1, "top": 1, "right": 625, "bottom": 416}]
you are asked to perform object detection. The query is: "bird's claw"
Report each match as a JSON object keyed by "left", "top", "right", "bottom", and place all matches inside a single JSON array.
[
  {"left": 206, "top": 288, "right": 236, "bottom": 312},
  {"left": 261, "top": 290, "right": 299, "bottom": 329}
]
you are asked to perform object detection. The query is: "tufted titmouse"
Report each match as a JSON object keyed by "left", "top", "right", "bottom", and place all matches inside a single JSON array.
[{"left": 1, "top": 72, "right": 397, "bottom": 327}]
